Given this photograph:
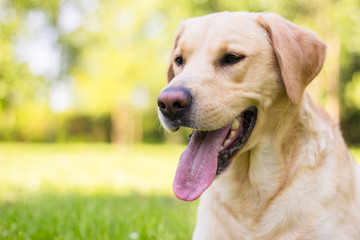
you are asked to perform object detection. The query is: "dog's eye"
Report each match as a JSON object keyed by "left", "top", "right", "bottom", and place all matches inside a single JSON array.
[
  {"left": 175, "top": 56, "right": 184, "bottom": 66},
  {"left": 222, "top": 54, "right": 245, "bottom": 65}
]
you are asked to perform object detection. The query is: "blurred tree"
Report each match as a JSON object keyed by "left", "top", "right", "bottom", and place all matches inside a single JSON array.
[
  {"left": 0, "top": 0, "right": 359, "bottom": 144},
  {"left": 0, "top": 0, "right": 57, "bottom": 141}
]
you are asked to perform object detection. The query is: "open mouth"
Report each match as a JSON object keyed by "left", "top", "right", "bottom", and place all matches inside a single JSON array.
[
  {"left": 216, "top": 106, "right": 257, "bottom": 175},
  {"left": 173, "top": 106, "right": 257, "bottom": 201}
]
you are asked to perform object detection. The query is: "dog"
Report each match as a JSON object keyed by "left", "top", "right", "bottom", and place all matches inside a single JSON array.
[{"left": 157, "top": 12, "right": 360, "bottom": 239}]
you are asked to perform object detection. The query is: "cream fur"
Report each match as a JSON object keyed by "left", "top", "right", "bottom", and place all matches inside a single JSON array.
[{"left": 161, "top": 11, "right": 360, "bottom": 239}]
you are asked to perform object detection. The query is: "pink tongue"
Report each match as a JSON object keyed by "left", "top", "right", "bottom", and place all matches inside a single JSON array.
[{"left": 173, "top": 126, "right": 231, "bottom": 201}]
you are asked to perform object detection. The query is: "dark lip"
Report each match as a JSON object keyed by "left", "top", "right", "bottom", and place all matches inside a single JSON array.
[
  {"left": 216, "top": 106, "right": 258, "bottom": 175},
  {"left": 160, "top": 111, "right": 191, "bottom": 132}
]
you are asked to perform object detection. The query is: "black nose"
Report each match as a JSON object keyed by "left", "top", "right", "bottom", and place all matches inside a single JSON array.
[{"left": 157, "top": 87, "right": 192, "bottom": 119}]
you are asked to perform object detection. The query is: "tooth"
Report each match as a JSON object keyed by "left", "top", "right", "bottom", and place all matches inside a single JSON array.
[
  {"left": 219, "top": 146, "right": 224, "bottom": 151},
  {"left": 223, "top": 139, "right": 231, "bottom": 146},
  {"left": 229, "top": 130, "right": 236, "bottom": 139},
  {"left": 231, "top": 118, "right": 240, "bottom": 130}
]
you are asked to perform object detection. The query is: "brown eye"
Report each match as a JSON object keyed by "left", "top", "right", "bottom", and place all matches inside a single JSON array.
[
  {"left": 222, "top": 54, "right": 245, "bottom": 65},
  {"left": 175, "top": 56, "right": 184, "bottom": 66}
]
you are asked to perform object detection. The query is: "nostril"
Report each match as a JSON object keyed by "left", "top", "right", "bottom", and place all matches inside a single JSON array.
[
  {"left": 157, "top": 100, "right": 166, "bottom": 110},
  {"left": 173, "top": 101, "right": 183, "bottom": 110}
]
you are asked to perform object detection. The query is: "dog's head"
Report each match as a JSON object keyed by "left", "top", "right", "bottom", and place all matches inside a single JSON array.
[{"left": 157, "top": 12, "right": 327, "bottom": 201}]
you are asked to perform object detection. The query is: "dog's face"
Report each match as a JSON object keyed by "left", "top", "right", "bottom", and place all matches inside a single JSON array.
[
  {"left": 160, "top": 12, "right": 281, "bottom": 131},
  {"left": 157, "top": 12, "right": 326, "bottom": 201}
]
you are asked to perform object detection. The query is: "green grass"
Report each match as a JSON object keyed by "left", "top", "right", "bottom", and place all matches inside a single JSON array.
[
  {"left": 0, "top": 143, "right": 198, "bottom": 240},
  {"left": 0, "top": 191, "right": 196, "bottom": 240},
  {"left": 0, "top": 143, "right": 359, "bottom": 240}
]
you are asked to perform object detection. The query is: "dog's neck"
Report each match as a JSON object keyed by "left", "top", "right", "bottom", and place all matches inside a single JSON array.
[{"left": 207, "top": 93, "right": 334, "bottom": 222}]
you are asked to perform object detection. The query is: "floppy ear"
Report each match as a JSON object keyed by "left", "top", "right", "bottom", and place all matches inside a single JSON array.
[
  {"left": 258, "top": 13, "right": 327, "bottom": 106},
  {"left": 167, "top": 24, "right": 185, "bottom": 83}
]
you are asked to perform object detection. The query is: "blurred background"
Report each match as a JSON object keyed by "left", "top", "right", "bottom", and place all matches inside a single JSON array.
[
  {"left": 1, "top": 0, "right": 360, "bottom": 144},
  {"left": 0, "top": 0, "right": 359, "bottom": 239}
]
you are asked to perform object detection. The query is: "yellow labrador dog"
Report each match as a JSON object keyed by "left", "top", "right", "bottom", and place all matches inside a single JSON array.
[{"left": 157, "top": 12, "right": 360, "bottom": 239}]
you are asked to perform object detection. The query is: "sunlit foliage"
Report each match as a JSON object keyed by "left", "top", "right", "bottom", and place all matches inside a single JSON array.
[{"left": 0, "top": 0, "right": 359, "bottom": 143}]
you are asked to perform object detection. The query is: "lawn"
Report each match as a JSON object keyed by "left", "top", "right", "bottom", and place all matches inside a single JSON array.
[
  {"left": 0, "top": 143, "right": 198, "bottom": 240},
  {"left": 0, "top": 143, "right": 359, "bottom": 240}
]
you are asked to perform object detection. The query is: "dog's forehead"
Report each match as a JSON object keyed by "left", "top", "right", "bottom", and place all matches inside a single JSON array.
[{"left": 176, "top": 12, "right": 266, "bottom": 52}]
